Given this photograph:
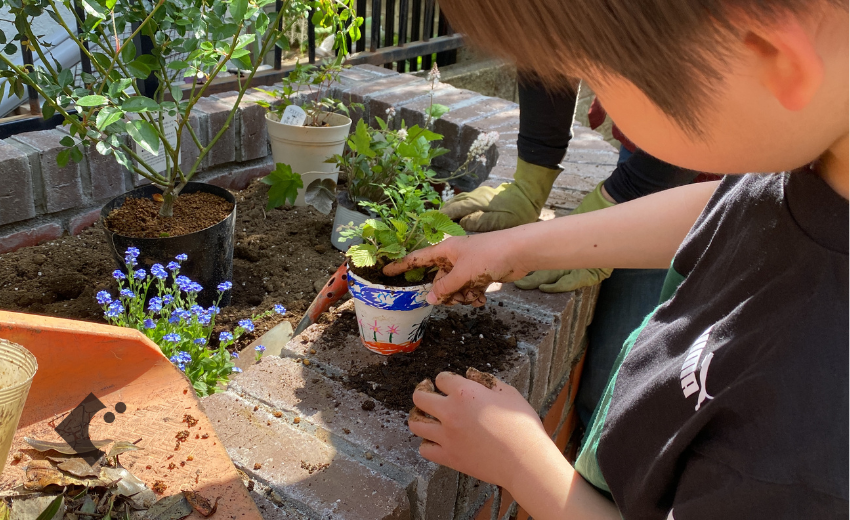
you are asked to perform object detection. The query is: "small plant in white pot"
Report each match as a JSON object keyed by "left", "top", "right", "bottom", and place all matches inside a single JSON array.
[
  {"left": 256, "top": 13, "right": 363, "bottom": 208},
  {"left": 339, "top": 178, "right": 465, "bottom": 355}
]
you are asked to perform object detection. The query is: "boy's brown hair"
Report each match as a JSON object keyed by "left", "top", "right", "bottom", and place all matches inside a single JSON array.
[{"left": 439, "top": 0, "right": 844, "bottom": 130}]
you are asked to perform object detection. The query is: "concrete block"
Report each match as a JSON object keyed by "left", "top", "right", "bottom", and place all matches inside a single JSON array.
[
  {"left": 180, "top": 112, "right": 208, "bottom": 175},
  {"left": 353, "top": 64, "right": 399, "bottom": 76},
  {"left": 0, "top": 141, "right": 35, "bottom": 226},
  {"left": 398, "top": 88, "right": 484, "bottom": 135},
  {"left": 86, "top": 140, "right": 127, "bottom": 201},
  {"left": 0, "top": 221, "right": 62, "bottom": 254},
  {"left": 204, "top": 156, "right": 274, "bottom": 191},
  {"left": 432, "top": 97, "right": 517, "bottom": 170},
  {"left": 454, "top": 475, "right": 495, "bottom": 520},
  {"left": 68, "top": 207, "right": 101, "bottom": 235},
  {"left": 204, "top": 392, "right": 411, "bottom": 520},
  {"left": 193, "top": 97, "right": 237, "bottom": 167},
  {"left": 213, "top": 91, "right": 271, "bottom": 162},
  {"left": 11, "top": 130, "right": 84, "bottom": 213}
]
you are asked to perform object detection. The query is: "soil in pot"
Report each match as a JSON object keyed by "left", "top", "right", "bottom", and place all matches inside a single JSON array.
[
  {"left": 349, "top": 262, "right": 437, "bottom": 288},
  {"left": 0, "top": 179, "right": 345, "bottom": 354},
  {"left": 105, "top": 191, "right": 234, "bottom": 238},
  {"left": 315, "top": 305, "right": 520, "bottom": 412}
]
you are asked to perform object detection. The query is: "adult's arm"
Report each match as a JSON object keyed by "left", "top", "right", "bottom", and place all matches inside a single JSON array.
[{"left": 385, "top": 180, "right": 721, "bottom": 304}]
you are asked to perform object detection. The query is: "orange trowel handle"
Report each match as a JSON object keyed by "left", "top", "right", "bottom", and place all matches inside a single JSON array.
[{"left": 293, "top": 262, "right": 350, "bottom": 336}]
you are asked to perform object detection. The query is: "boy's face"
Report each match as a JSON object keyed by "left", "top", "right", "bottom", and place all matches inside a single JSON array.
[{"left": 586, "top": 12, "right": 848, "bottom": 175}]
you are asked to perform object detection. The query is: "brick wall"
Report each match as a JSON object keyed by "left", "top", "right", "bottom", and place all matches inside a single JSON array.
[{"left": 0, "top": 64, "right": 530, "bottom": 254}]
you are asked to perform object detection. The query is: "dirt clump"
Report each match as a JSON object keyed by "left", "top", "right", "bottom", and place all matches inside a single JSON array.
[{"left": 105, "top": 191, "right": 234, "bottom": 238}]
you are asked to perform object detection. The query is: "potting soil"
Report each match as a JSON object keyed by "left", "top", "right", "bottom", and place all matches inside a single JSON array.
[
  {"left": 104, "top": 191, "right": 234, "bottom": 238},
  {"left": 315, "top": 305, "right": 520, "bottom": 412},
  {"left": 0, "top": 180, "right": 345, "bottom": 353}
]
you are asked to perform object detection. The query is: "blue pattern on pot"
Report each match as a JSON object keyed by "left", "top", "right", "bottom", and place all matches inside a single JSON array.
[{"left": 348, "top": 271, "right": 430, "bottom": 311}]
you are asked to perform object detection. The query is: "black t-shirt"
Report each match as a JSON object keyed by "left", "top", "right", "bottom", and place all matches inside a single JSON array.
[{"left": 584, "top": 172, "right": 848, "bottom": 519}]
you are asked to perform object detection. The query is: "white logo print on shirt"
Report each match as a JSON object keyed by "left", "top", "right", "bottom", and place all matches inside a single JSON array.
[{"left": 680, "top": 325, "right": 716, "bottom": 410}]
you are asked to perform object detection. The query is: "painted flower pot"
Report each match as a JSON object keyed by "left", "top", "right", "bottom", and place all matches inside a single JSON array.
[
  {"left": 347, "top": 268, "right": 433, "bottom": 355},
  {"left": 265, "top": 111, "right": 351, "bottom": 206}
]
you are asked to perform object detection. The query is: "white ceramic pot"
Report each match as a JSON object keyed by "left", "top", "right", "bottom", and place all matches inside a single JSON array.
[
  {"left": 0, "top": 339, "right": 37, "bottom": 475},
  {"left": 347, "top": 268, "right": 433, "bottom": 355},
  {"left": 265, "top": 111, "right": 352, "bottom": 206}
]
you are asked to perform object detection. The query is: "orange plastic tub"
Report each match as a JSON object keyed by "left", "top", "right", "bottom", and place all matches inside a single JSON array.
[{"left": 0, "top": 311, "right": 261, "bottom": 519}]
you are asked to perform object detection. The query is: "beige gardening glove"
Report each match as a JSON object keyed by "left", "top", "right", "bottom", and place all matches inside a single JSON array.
[
  {"left": 514, "top": 181, "right": 616, "bottom": 293},
  {"left": 441, "top": 158, "right": 561, "bottom": 232}
]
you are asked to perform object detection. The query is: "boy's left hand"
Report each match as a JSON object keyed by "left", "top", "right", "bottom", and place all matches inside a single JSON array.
[{"left": 408, "top": 368, "right": 550, "bottom": 489}]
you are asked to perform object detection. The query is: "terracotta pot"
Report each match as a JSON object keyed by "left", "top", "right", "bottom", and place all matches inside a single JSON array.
[
  {"left": 347, "top": 268, "right": 433, "bottom": 355},
  {"left": 101, "top": 182, "right": 236, "bottom": 307},
  {"left": 0, "top": 311, "right": 262, "bottom": 518},
  {"left": 265, "top": 111, "right": 351, "bottom": 206}
]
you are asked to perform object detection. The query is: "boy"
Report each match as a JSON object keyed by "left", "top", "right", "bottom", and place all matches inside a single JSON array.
[{"left": 383, "top": 0, "right": 848, "bottom": 518}]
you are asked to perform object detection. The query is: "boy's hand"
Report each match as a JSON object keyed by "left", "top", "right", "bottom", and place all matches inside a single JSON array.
[
  {"left": 407, "top": 368, "right": 550, "bottom": 490},
  {"left": 382, "top": 234, "right": 529, "bottom": 306}
]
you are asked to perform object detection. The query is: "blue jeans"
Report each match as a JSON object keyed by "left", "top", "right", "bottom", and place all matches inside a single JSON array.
[{"left": 575, "top": 268, "right": 668, "bottom": 427}]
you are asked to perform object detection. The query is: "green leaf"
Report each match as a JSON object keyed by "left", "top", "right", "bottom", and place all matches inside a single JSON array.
[
  {"left": 423, "top": 210, "right": 465, "bottom": 236},
  {"left": 347, "top": 244, "right": 377, "bottom": 267},
  {"left": 71, "top": 145, "right": 83, "bottom": 163},
  {"left": 407, "top": 124, "right": 442, "bottom": 142},
  {"left": 426, "top": 103, "right": 450, "bottom": 120},
  {"left": 121, "top": 96, "right": 159, "bottom": 112},
  {"left": 170, "top": 85, "right": 183, "bottom": 102},
  {"left": 377, "top": 243, "right": 404, "bottom": 258},
  {"left": 404, "top": 268, "right": 425, "bottom": 283},
  {"left": 60, "top": 135, "right": 75, "bottom": 147},
  {"left": 41, "top": 100, "right": 55, "bottom": 120},
  {"left": 57, "top": 68, "right": 73, "bottom": 87},
  {"left": 81, "top": 0, "right": 108, "bottom": 19},
  {"left": 56, "top": 148, "right": 71, "bottom": 167},
  {"left": 351, "top": 119, "right": 375, "bottom": 157},
  {"left": 229, "top": 0, "right": 248, "bottom": 21},
  {"left": 126, "top": 59, "right": 151, "bottom": 79},
  {"left": 126, "top": 119, "right": 160, "bottom": 155},
  {"left": 76, "top": 95, "right": 108, "bottom": 107},
  {"left": 364, "top": 218, "right": 389, "bottom": 232},
  {"left": 107, "top": 78, "right": 133, "bottom": 97},
  {"left": 120, "top": 40, "right": 136, "bottom": 63},
  {"left": 35, "top": 496, "right": 63, "bottom": 520},
  {"left": 167, "top": 60, "right": 189, "bottom": 70},
  {"left": 96, "top": 106, "right": 123, "bottom": 130},
  {"left": 261, "top": 163, "right": 304, "bottom": 210}
]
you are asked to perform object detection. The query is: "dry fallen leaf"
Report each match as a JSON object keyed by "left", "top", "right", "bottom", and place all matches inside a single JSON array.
[
  {"left": 143, "top": 494, "right": 193, "bottom": 520},
  {"left": 24, "top": 437, "right": 113, "bottom": 455},
  {"left": 55, "top": 458, "right": 98, "bottom": 478},
  {"left": 100, "top": 467, "right": 148, "bottom": 497},
  {"left": 107, "top": 440, "right": 143, "bottom": 458},
  {"left": 182, "top": 491, "right": 219, "bottom": 517},
  {"left": 152, "top": 193, "right": 164, "bottom": 202},
  {"left": 24, "top": 461, "right": 86, "bottom": 491}
]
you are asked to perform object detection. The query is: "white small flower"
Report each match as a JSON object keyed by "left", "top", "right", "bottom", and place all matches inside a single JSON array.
[
  {"left": 427, "top": 63, "right": 441, "bottom": 83},
  {"left": 476, "top": 156, "right": 487, "bottom": 166},
  {"left": 441, "top": 185, "right": 455, "bottom": 202},
  {"left": 397, "top": 128, "right": 408, "bottom": 140},
  {"left": 385, "top": 107, "right": 396, "bottom": 117},
  {"left": 468, "top": 131, "right": 500, "bottom": 157}
]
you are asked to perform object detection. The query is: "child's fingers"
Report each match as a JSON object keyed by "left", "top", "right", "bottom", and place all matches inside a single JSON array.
[
  {"left": 412, "top": 388, "right": 446, "bottom": 420},
  {"left": 434, "top": 371, "right": 469, "bottom": 395},
  {"left": 408, "top": 415, "right": 443, "bottom": 443},
  {"left": 418, "top": 439, "right": 446, "bottom": 465},
  {"left": 465, "top": 367, "right": 501, "bottom": 390}
]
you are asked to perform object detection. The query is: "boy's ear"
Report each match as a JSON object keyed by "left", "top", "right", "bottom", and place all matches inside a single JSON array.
[{"left": 743, "top": 21, "right": 824, "bottom": 111}]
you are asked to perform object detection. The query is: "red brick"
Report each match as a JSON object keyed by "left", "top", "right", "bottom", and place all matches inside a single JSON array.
[
  {"left": 542, "top": 376, "right": 571, "bottom": 436},
  {"left": 353, "top": 64, "right": 399, "bottom": 76},
  {"left": 555, "top": 407, "right": 577, "bottom": 455},
  {"left": 455, "top": 475, "right": 495, "bottom": 520},
  {"left": 0, "top": 222, "right": 62, "bottom": 254},
  {"left": 568, "top": 347, "right": 588, "bottom": 408},
  {"left": 68, "top": 208, "right": 101, "bottom": 235},
  {"left": 473, "top": 495, "right": 495, "bottom": 520}
]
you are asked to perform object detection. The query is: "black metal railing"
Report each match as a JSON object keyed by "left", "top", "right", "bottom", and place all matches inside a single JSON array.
[{"left": 0, "top": 0, "right": 463, "bottom": 138}]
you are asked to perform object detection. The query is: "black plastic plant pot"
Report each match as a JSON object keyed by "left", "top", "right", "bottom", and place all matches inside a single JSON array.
[{"left": 101, "top": 182, "right": 236, "bottom": 307}]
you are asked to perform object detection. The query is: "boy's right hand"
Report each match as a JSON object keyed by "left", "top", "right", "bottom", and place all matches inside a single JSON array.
[{"left": 382, "top": 232, "right": 529, "bottom": 306}]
